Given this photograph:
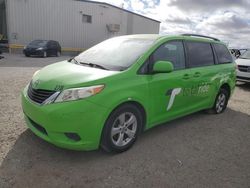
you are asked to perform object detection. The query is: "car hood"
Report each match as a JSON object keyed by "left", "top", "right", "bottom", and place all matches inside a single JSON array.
[
  {"left": 31, "top": 61, "right": 119, "bottom": 91},
  {"left": 26, "top": 45, "right": 44, "bottom": 49},
  {"left": 235, "top": 58, "right": 250, "bottom": 66}
]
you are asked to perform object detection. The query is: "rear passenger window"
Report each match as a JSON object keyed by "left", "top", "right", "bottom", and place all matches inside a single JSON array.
[
  {"left": 214, "top": 44, "right": 232, "bottom": 64},
  {"left": 186, "top": 42, "right": 214, "bottom": 68},
  {"left": 51, "top": 42, "right": 57, "bottom": 48},
  {"left": 152, "top": 41, "right": 185, "bottom": 70}
]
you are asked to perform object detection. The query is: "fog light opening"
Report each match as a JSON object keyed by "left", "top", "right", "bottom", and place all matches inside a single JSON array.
[{"left": 65, "top": 133, "right": 81, "bottom": 142}]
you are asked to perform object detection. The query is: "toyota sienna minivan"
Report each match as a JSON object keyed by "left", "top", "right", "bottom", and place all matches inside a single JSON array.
[{"left": 21, "top": 34, "right": 236, "bottom": 152}]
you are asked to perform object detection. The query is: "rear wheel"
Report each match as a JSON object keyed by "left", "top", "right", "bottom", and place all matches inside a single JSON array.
[
  {"left": 56, "top": 51, "right": 61, "bottom": 57},
  {"left": 208, "top": 88, "right": 229, "bottom": 114},
  {"left": 101, "top": 104, "right": 143, "bottom": 153}
]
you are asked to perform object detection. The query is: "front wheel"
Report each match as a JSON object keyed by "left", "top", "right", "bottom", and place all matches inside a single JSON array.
[
  {"left": 101, "top": 104, "right": 143, "bottom": 153},
  {"left": 208, "top": 88, "right": 229, "bottom": 114},
  {"left": 42, "top": 51, "right": 47, "bottom": 58}
]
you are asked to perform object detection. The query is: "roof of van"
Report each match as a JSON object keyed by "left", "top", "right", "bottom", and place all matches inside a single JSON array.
[{"left": 116, "top": 34, "right": 222, "bottom": 43}]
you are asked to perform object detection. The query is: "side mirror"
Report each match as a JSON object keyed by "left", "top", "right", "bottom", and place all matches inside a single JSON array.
[{"left": 153, "top": 61, "right": 174, "bottom": 73}]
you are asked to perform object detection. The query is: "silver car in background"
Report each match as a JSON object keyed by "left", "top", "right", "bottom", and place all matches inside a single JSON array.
[{"left": 236, "top": 49, "right": 250, "bottom": 83}]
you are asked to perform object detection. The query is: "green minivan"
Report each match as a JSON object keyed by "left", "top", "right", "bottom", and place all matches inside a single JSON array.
[{"left": 21, "top": 34, "right": 236, "bottom": 152}]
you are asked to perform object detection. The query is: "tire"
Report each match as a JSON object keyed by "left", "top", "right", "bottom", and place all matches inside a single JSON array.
[
  {"left": 25, "top": 53, "right": 30, "bottom": 57},
  {"left": 56, "top": 51, "right": 61, "bottom": 57},
  {"left": 208, "top": 88, "right": 229, "bottom": 114},
  {"left": 42, "top": 51, "right": 47, "bottom": 58},
  {"left": 101, "top": 104, "right": 143, "bottom": 153}
]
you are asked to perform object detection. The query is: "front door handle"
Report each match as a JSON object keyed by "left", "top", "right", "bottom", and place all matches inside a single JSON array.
[{"left": 193, "top": 72, "right": 201, "bottom": 78}]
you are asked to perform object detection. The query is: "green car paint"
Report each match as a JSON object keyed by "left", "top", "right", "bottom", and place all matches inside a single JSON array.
[{"left": 21, "top": 34, "right": 236, "bottom": 151}]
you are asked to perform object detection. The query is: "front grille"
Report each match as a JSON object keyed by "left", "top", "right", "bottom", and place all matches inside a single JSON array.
[
  {"left": 238, "top": 65, "right": 250, "bottom": 72},
  {"left": 237, "top": 76, "right": 250, "bottom": 81},
  {"left": 28, "top": 84, "right": 56, "bottom": 104},
  {"left": 27, "top": 116, "right": 48, "bottom": 135},
  {"left": 26, "top": 48, "right": 36, "bottom": 52}
]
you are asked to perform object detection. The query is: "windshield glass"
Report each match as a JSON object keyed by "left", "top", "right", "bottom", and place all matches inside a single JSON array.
[
  {"left": 29, "top": 40, "right": 48, "bottom": 47},
  {"left": 239, "top": 50, "right": 250, "bottom": 59},
  {"left": 75, "top": 37, "right": 156, "bottom": 71}
]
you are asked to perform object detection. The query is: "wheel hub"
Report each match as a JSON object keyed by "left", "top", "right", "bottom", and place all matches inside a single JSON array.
[
  {"left": 111, "top": 112, "right": 137, "bottom": 147},
  {"left": 216, "top": 93, "right": 226, "bottom": 113}
]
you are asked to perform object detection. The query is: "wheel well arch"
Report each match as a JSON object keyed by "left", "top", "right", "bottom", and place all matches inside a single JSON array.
[
  {"left": 108, "top": 101, "right": 147, "bottom": 132},
  {"left": 220, "top": 83, "right": 231, "bottom": 97}
]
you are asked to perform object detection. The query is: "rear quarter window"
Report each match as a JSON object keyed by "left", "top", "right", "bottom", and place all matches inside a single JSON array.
[
  {"left": 213, "top": 44, "right": 233, "bottom": 64},
  {"left": 185, "top": 41, "right": 214, "bottom": 68}
]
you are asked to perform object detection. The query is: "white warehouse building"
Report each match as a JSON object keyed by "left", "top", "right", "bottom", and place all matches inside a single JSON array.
[{"left": 0, "top": 0, "right": 160, "bottom": 53}]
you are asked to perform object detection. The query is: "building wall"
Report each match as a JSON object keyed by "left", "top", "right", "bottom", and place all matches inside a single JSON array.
[
  {"left": 132, "top": 15, "right": 160, "bottom": 34},
  {"left": 6, "top": 0, "right": 160, "bottom": 50}
]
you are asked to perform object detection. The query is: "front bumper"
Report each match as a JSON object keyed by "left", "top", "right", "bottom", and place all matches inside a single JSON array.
[
  {"left": 236, "top": 69, "right": 250, "bottom": 82},
  {"left": 21, "top": 86, "right": 109, "bottom": 151},
  {"left": 23, "top": 49, "right": 44, "bottom": 56}
]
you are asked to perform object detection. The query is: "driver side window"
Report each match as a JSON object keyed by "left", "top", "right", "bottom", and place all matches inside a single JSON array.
[
  {"left": 152, "top": 41, "right": 186, "bottom": 70},
  {"left": 47, "top": 41, "right": 52, "bottom": 48}
]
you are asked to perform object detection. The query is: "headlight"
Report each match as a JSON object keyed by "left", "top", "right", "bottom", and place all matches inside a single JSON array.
[
  {"left": 33, "top": 70, "right": 40, "bottom": 76},
  {"left": 54, "top": 85, "right": 105, "bottom": 103},
  {"left": 23, "top": 46, "right": 27, "bottom": 49},
  {"left": 37, "top": 47, "right": 43, "bottom": 50}
]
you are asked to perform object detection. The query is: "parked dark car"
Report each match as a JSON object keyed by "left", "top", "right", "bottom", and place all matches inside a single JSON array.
[
  {"left": 0, "top": 34, "right": 5, "bottom": 59},
  {"left": 23, "top": 40, "right": 61, "bottom": 57},
  {"left": 0, "top": 50, "right": 3, "bottom": 59}
]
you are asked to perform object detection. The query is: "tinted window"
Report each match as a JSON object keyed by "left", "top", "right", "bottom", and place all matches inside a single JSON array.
[
  {"left": 51, "top": 41, "right": 57, "bottom": 48},
  {"left": 29, "top": 40, "right": 47, "bottom": 47},
  {"left": 47, "top": 41, "right": 53, "bottom": 48},
  {"left": 214, "top": 44, "right": 233, "bottom": 63},
  {"left": 186, "top": 42, "right": 214, "bottom": 67},
  {"left": 54, "top": 41, "right": 60, "bottom": 47},
  {"left": 152, "top": 41, "right": 185, "bottom": 70}
]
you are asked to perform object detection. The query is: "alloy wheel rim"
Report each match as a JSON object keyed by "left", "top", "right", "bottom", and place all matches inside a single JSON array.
[
  {"left": 216, "top": 93, "right": 226, "bottom": 113},
  {"left": 111, "top": 112, "right": 137, "bottom": 147}
]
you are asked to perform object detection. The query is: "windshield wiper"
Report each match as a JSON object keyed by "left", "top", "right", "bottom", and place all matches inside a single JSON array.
[
  {"left": 68, "top": 57, "right": 79, "bottom": 64},
  {"left": 79, "top": 62, "right": 109, "bottom": 70}
]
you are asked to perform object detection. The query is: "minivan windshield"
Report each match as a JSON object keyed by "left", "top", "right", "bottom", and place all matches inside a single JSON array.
[
  {"left": 75, "top": 37, "right": 155, "bottom": 71},
  {"left": 239, "top": 50, "right": 250, "bottom": 59},
  {"left": 29, "top": 40, "right": 48, "bottom": 47}
]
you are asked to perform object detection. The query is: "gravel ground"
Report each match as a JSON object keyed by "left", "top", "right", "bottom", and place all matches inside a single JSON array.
[
  {"left": 0, "top": 54, "right": 249, "bottom": 188},
  {"left": 0, "top": 53, "right": 71, "bottom": 67}
]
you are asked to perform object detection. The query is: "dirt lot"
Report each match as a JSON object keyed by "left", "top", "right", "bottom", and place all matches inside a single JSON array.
[{"left": 0, "top": 53, "right": 250, "bottom": 188}]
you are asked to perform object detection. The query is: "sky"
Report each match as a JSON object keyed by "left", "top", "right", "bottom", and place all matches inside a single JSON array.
[{"left": 93, "top": 0, "right": 250, "bottom": 49}]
